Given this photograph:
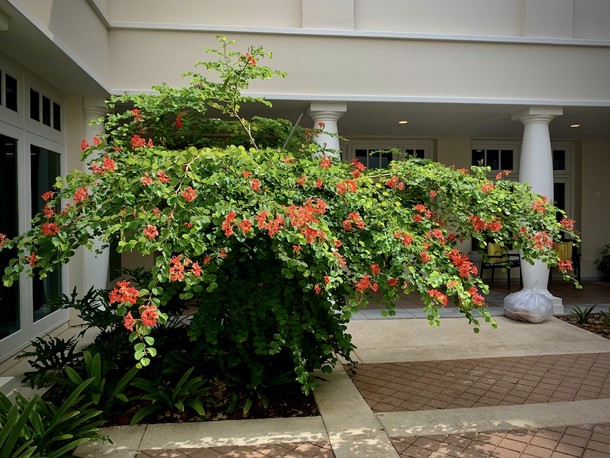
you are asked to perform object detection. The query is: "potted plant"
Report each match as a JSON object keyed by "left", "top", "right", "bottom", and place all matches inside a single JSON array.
[{"left": 596, "top": 244, "right": 610, "bottom": 281}]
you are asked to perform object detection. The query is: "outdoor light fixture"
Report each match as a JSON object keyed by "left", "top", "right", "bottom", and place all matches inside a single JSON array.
[
  {"left": 398, "top": 120, "right": 408, "bottom": 125},
  {"left": 570, "top": 123, "right": 581, "bottom": 128}
]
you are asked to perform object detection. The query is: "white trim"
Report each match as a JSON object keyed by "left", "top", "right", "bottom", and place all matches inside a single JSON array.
[{"left": 107, "top": 21, "right": 610, "bottom": 48}]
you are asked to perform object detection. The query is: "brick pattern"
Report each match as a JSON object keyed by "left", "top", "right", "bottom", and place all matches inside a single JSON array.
[
  {"left": 351, "top": 353, "right": 610, "bottom": 412},
  {"left": 136, "top": 441, "right": 334, "bottom": 458},
  {"left": 391, "top": 423, "right": 610, "bottom": 457}
]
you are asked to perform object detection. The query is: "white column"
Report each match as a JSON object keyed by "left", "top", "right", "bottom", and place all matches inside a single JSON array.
[
  {"left": 511, "top": 106, "right": 563, "bottom": 313},
  {"left": 308, "top": 102, "right": 347, "bottom": 158},
  {"left": 83, "top": 98, "right": 110, "bottom": 291}
]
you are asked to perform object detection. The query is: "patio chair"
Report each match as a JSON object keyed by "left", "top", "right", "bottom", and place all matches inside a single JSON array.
[{"left": 479, "top": 243, "right": 523, "bottom": 291}]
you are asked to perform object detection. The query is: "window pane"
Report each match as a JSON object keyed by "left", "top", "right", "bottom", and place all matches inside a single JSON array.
[
  {"left": 500, "top": 150, "right": 514, "bottom": 170},
  {"left": 0, "top": 135, "right": 20, "bottom": 338},
  {"left": 0, "top": 70, "right": 3, "bottom": 106},
  {"left": 380, "top": 151, "right": 392, "bottom": 168},
  {"left": 487, "top": 149, "right": 499, "bottom": 170},
  {"left": 554, "top": 182, "right": 566, "bottom": 211},
  {"left": 30, "top": 146, "right": 62, "bottom": 321},
  {"left": 42, "top": 96, "right": 51, "bottom": 126},
  {"left": 53, "top": 102, "right": 61, "bottom": 131},
  {"left": 5, "top": 73, "right": 17, "bottom": 112},
  {"left": 553, "top": 150, "right": 566, "bottom": 170},
  {"left": 472, "top": 149, "right": 484, "bottom": 166},
  {"left": 30, "top": 89, "right": 40, "bottom": 121},
  {"left": 369, "top": 154, "right": 380, "bottom": 169},
  {"left": 415, "top": 149, "right": 425, "bottom": 159}
]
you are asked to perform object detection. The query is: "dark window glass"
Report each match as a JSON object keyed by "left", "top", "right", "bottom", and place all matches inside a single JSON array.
[
  {"left": 487, "top": 149, "right": 499, "bottom": 170},
  {"left": 0, "top": 70, "right": 3, "bottom": 106},
  {"left": 500, "top": 150, "right": 514, "bottom": 170},
  {"left": 5, "top": 73, "right": 17, "bottom": 112},
  {"left": 0, "top": 135, "right": 20, "bottom": 338},
  {"left": 554, "top": 182, "right": 566, "bottom": 211},
  {"left": 30, "top": 146, "right": 62, "bottom": 320},
  {"left": 53, "top": 102, "right": 61, "bottom": 131},
  {"left": 355, "top": 149, "right": 367, "bottom": 160},
  {"left": 553, "top": 150, "right": 566, "bottom": 170},
  {"left": 30, "top": 89, "right": 40, "bottom": 121},
  {"left": 42, "top": 96, "right": 51, "bottom": 126},
  {"left": 472, "top": 149, "right": 484, "bottom": 166},
  {"left": 405, "top": 148, "right": 426, "bottom": 159}
]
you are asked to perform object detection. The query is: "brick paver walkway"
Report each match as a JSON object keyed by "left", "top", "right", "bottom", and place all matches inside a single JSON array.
[
  {"left": 351, "top": 353, "right": 610, "bottom": 412},
  {"left": 391, "top": 423, "right": 610, "bottom": 457},
  {"left": 136, "top": 441, "right": 334, "bottom": 457}
]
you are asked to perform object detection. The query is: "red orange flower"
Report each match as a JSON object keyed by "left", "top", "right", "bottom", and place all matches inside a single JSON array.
[
  {"left": 182, "top": 186, "right": 197, "bottom": 202},
  {"left": 123, "top": 312, "right": 135, "bottom": 331},
  {"left": 143, "top": 225, "right": 159, "bottom": 239},
  {"left": 109, "top": 280, "right": 140, "bottom": 305},
  {"left": 140, "top": 305, "right": 159, "bottom": 327}
]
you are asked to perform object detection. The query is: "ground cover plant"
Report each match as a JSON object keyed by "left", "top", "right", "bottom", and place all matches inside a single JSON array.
[{"left": 0, "top": 37, "right": 580, "bottom": 435}]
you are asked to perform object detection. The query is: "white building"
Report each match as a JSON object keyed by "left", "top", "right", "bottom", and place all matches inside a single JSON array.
[{"left": 1, "top": 0, "right": 609, "bottom": 362}]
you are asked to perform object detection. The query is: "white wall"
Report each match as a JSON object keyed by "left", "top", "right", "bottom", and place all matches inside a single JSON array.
[{"left": 17, "top": 0, "right": 110, "bottom": 83}]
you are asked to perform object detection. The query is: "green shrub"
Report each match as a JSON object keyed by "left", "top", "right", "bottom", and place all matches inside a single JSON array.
[{"left": 0, "top": 37, "right": 580, "bottom": 394}]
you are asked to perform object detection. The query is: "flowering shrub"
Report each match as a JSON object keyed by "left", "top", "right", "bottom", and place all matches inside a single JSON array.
[{"left": 0, "top": 37, "right": 579, "bottom": 391}]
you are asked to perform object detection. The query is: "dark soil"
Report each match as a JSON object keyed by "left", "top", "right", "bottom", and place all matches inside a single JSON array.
[{"left": 557, "top": 312, "right": 610, "bottom": 340}]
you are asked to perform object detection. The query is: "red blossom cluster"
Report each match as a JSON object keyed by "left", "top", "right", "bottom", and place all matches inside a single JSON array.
[
  {"left": 468, "top": 286, "right": 485, "bottom": 306},
  {"left": 222, "top": 211, "right": 237, "bottom": 237},
  {"left": 182, "top": 186, "right": 197, "bottom": 202},
  {"left": 342, "top": 212, "right": 365, "bottom": 231},
  {"left": 427, "top": 288, "right": 448, "bottom": 306},
  {"left": 557, "top": 260, "right": 573, "bottom": 272},
  {"left": 394, "top": 230, "right": 414, "bottom": 247},
  {"left": 533, "top": 232, "right": 553, "bottom": 249},
  {"left": 0, "top": 233, "right": 8, "bottom": 248},
  {"left": 143, "top": 224, "right": 159, "bottom": 239},
  {"left": 175, "top": 115, "right": 183, "bottom": 129},
  {"left": 141, "top": 173, "right": 153, "bottom": 186},
  {"left": 468, "top": 216, "right": 502, "bottom": 233},
  {"left": 370, "top": 263, "right": 381, "bottom": 275},
  {"left": 320, "top": 156, "right": 332, "bottom": 168},
  {"left": 297, "top": 175, "right": 307, "bottom": 186},
  {"left": 123, "top": 312, "right": 135, "bottom": 331},
  {"left": 420, "top": 251, "right": 431, "bottom": 262},
  {"left": 255, "top": 210, "right": 284, "bottom": 237},
  {"left": 238, "top": 219, "right": 252, "bottom": 234},
  {"left": 560, "top": 218, "right": 575, "bottom": 231},
  {"left": 385, "top": 175, "right": 403, "bottom": 189},
  {"left": 91, "top": 157, "right": 116, "bottom": 175},
  {"left": 495, "top": 170, "right": 511, "bottom": 180},
  {"left": 481, "top": 182, "right": 495, "bottom": 193},
  {"left": 74, "top": 187, "right": 89, "bottom": 203},
  {"left": 447, "top": 248, "right": 478, "bottom": 278},
  {"left": 336, "top": 180, "right": 357, "bottom": 195},
  {"left": 109, "top": 280, "right": 140, "bottom": 305},
  {"left": 250, "top": 179, "right": 261, "bottom": 192},
  {"left": 355, "top": 274, "right": 379, "bottom": 293},
  {"left": 131, "top": 108, "right": 143, "bottom": 123},
  {"left": 169, "top": 255, "right": 202, "bottom": 281},
  {"left": 157, "top": 170, "right": 171, "bottom": 183},
  {"left": 41, "top": 222, "right": 60, "bottom": 236},
  {"left": 244, "top": 52, "right": 257, "bottom": 66},
  {"left": 80, "top": 139, "right": 89, "bottom": 151},
  {"left": 532, "top": 197, "right": 548, "bottom": 213},
  {"left": 350, "top": 159, "right": 366, "bottom": 178},
  {"left": 387, "top": 278, "right": 399, "bottom": 287},
  {"left": 140, "top": 305, "right": 159, "bottom": 327}
]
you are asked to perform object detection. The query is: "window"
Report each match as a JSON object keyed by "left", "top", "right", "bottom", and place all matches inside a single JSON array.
[
  {"left": 0, "top": 72, "right": 17, "bottom": 111},
  {"left": 355, "top": 148, "right": 393, "bottom": 169},
  {"left": 472, "top": 148, "right": 514, "bottom": 171},
  {"left": 349, "top": 140, "right": 433, "bottom": 167},
  {"left": 29, "top": 87, "right": 61, "bottom": 131},
  {"left": 30, "top": 145, "right": 62, "bottom": 321},
  {"left": 0, "top": 134, "right": 19, "bottom": 339}
]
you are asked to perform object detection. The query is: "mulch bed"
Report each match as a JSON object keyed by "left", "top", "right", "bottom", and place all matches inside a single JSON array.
[{"left": 557, "top": 312, "right": 610, "bottom": 340}]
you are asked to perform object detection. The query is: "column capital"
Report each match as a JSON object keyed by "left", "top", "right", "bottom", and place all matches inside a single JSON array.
[
  {"left": 511, "top": 106, "right": 563, "bottom": 124},
  {"left": 84, "top": 97, "right": 107, "bottom": 121},
  {"left": 308, "top": 102, "right": 347, "bottom": 121}
]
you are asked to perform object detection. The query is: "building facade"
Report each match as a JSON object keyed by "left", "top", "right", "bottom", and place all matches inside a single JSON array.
[{"left": 1, "top": 0, "right": 609, "bottom": 362}]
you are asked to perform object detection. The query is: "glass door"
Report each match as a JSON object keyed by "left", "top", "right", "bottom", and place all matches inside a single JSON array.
[{"left": 0, "top": 134, "right": 19, "bottom": 339}]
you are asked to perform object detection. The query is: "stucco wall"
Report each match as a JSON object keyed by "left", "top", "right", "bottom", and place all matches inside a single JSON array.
[
  {"left": 107, "top": 0, "right": 302, "bottom": 28},
  {"left": 108, "top": 30, "right": 610, "bottom": 105}
]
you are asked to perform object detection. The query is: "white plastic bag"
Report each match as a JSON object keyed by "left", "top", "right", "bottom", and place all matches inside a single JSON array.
[{"left": 503, "top": 289, "right": 553, "bottom": 323}]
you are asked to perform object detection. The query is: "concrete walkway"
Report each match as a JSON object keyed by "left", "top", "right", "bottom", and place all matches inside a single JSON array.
[{"left": 74, "top": 315, "right": 610, "bottom": 458}]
